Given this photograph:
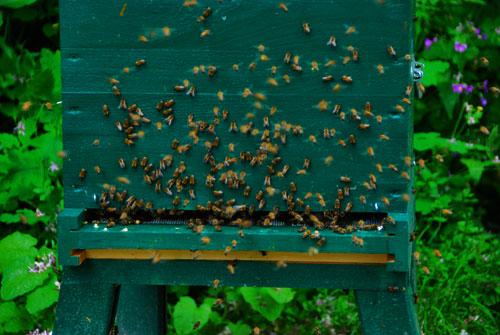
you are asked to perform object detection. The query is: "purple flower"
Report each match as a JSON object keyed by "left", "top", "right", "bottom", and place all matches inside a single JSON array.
[
  {"left": 482, "top": 80, "right": 488, "bottom": 92},
  {"left": 48, "top": 161, "right": 59, "bottom": 172},
  {"left": 454, "top": 41, "right": 467, "bottom": 52},
  {"left": 475, "top": 28, "right": 481, "bottom": 35},
  {"left": 480, "top": 96, "right": 487, "bottom": 106},
  {"left": 13, "top": 121, "right": 25, "bottom": 136},
  {"left": 452, "top": 83, "right": 473, "bottom": 94},
  {"left": 482, "top": 33, "right": 487, "bottom": 40},
  {"left": 425, "top": 38, "right": 433, "bottom": 51}
]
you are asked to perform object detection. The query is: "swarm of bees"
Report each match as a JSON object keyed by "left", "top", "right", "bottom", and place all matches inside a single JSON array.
[{"left": 73, "top": 1, "right": 414, "bottom": 260}]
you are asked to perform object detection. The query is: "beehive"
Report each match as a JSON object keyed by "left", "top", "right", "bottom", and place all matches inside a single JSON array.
[{"left": 56, "top": 1, "right": 418, "bottom": 334}]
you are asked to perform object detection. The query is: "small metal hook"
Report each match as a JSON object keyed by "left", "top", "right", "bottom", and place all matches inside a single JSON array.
[{"left": 413, "top": 62, "right": 424, "bottom": 81}]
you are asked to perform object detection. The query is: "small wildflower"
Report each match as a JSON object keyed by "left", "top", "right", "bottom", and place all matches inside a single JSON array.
[
  {"left": 55, "top": 281, "right": 61, "bottom": 290},
  {"left": 467, "top": 116, "right": 475, "bottom": 125},
  {"left": 480, "top": 96, "right": 487, "bottom": 106},
  {"left": 28, "top": 329, "right": 53, "bottom": 335},
  {"left": 456, "top": 23, "right": 463, "bottom": 32},
  {"left": 454, "top": 41, "right": 467, "bottom": 53},
  {"left": 35, "top": 208, "right": 45, "bottom": 218},
  {"left": 424, "top": 37, "right": 438, "bottom": 51},
  {"left": 13, "top": 121, "right": 25, "bottom": 136},
  {"left": 495, "top": 26, "right": 500, "bottom": 34},
  {"left": 493, "top": 156, "right": 500, "bottom": 164},
  {"left": 48, "top": 161, "right": 59, "bottom": 172},
  {"left": 45, "top": 222, "right": 57, "bottom": 232}
]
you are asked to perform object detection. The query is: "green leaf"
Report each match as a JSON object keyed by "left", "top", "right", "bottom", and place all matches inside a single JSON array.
[
  {"left": 0, "top": 134, "right": 19, "bottom": 151},
  {"left": 414, "top": 132, "right": 443, "bottom": 151},
  {"left": 266, "top": 287, "right": 295, "bottom": 304},
  {"left": 0, "top": 0, "right": 38, "bottom": 8},
  {"left": 241, "top": 287, "right": 284, "bottom": 322},
  {"left": 172, "top": 297, "right": 211, "bottom": 334},
  {"left": 0, "top": 301, "right": 33, "bottom": 333},
  {"left": 26, "top": 69, "right": 54, "bottom": 100},
  {"left": 40, "top": 49, "right": 61, "bottom": 96},
  {"left": 460, "top": 158, "right": 485, "bottom": 183},
  {"left": 0, "top": 232, "right": 37, "bottom": 273},
  {"left": 437, "top": 83, "right": 459, "bottom": 120},
  {"left": 416, "top": 198, "right": 436, "bottom": 215},
  {"left": 1, "top": 256, "right": 49, "bottom": 300},
  {"left": 26, "top": 277, "right": 59, "bottom": 314},
  {"left": 419, "top": 60, "right": 450, "bottom": 87},
  {"left": 0, "top": 11, "right": 3, "bottom": 28},
  {"left": 228, "top": 322, "right": 252, "bottom": 335}
]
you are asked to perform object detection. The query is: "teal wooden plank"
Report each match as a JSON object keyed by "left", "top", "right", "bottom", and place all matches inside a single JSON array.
[
  {"left": 67, "top": 224, "right": 390, "bottom": 253},
  {"left": 60, "top": 0, "right": 414, "bottom": 213},
  {"left": 116, "top": 285, "right": 166, "bottom": 335},
  {"left": 62, "top": 259, "right": 408, "bottom": 290},
  {"left": 355, "top": 288, "right": 418, "bottom": 335},
  {"left": 54, "top": 282, "right": 118, "bottom": 335}
]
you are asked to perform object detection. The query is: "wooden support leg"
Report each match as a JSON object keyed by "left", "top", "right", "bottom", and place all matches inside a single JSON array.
[
  {"left": 116, "top": 285, "right": 166, "bottom": 335},
  {"left": 54, "top": 281, "right": 119, "bottom": 335},
  {"left": 355, "top": 288, "right": 419, "bottom": 335}
]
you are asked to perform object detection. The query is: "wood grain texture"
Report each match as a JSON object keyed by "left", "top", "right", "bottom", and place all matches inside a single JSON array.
[{"left": 60, "top": 0, "right": 414, "bottom": 213}]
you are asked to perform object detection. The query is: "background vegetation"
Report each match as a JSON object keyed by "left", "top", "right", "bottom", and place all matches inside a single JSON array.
[{"left": 0, "top": 0, "right": 499, "bottom": 334}]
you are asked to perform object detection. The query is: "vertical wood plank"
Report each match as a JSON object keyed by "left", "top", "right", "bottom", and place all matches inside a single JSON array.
[
  {"left": 54, "top": 281, "right": 119, "bottom": 335},
  {"left": 116, "top": 285, "right": 166, "bottom": 335},
  {"left": 355, "top": 289, "right": 418, "bottom": 335}
]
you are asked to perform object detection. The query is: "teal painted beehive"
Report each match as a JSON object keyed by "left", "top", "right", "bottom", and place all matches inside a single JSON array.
[{"left": 56, "top": 1, "right": 419, "bottom": 334}]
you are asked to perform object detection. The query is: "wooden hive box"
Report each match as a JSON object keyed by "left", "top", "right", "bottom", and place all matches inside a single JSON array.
[{"left": 55, "top": 1, "right": 419, "bottom": 334}]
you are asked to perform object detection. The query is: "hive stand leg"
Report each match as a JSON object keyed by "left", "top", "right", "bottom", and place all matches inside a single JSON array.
[
  {"left": 355, "top": 287, "right": 418, "bottom": 335},
  {"left": 54, "top": 279, "right": 119, "bottom": 335},
  {"left": 116, "top": 285, "right": 167, "bottom": 335}
]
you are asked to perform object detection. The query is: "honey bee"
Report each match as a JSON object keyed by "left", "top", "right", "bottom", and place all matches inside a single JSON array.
[
  {"left": 92, "top": 165, "right": 100, "bottom": 175},
  {"left": 254, "top": 92, "right": 266, "bottom": 101},
  {"left": 341, "top": 76, "right": 352, "bottom": 83},
  {"left": 309, "top": 135, "right": 316, "bottom": 143},
  {"left": 376, "top": 163, "right": 383, "bottom": 173},
  {"left": 348, "top": 134, "right": 356, "bottom": 145},
  {"left": 479, "top": 126, "right": 489, "bottom": 135},
  {"left": 291, "top": 64, "right": 302, "bottom": 72},
  {"left": 405, "top": 85, "right": 412, "bottom": 96},
  {"left": 387, "top": 46, "right": 396, "bottom": 56},
  {"left": 208, "top": 65, "right": 217, "bottom": 77},
  {"left": 283, "top": 74, "right": 290, "bottom": 84},
  {"left": 78, "top": 168, "right": 87, "bottom": 179},
  {"left": 345, "top": 26, "right": 356, "bottom": 35},
  {"left": 296, "top": 169, "right": 306, "bottom": 176},
  {"left": 102, "top": 105, "right": 110, "bottom": 116},
  {"left": 326, "top": 35, "right": 336, "bottom": 47},
  {"left": 379, "top": 134, "right": 390, "bottom": 141},
  {"left": 395, "top": 105, "right": 405, "bottom": 113},
  {"left": 376, "top": 115, "right": 383, "bottom": 123},
  {"left": 345, "top": 202, "right": 353, "bottom": 212},
  {"left": 402, "top": 97, "right": 411, "bottom": 105},
  {"left": 353, "top": 50, "right": 359, "bottom": 61},
  {"left": 401, "top": 171, "right": 410, "bottom": 181},
  {"left": 201, "top": 237, "right": 211, "bottom": 245},
  {"left": 117, "top": 176, "right": 131, "bottom": 185},
  {"left": 258, "top": 199, "right": 266, "bottom": 209},
  {"left": 343, "top": 56, "right": 350, "bottom": 65},
  {"left": 187, "top": 86, "right": 196, "bottom": 97},
  {"left": 340, "top": 176, "right": 351, "bottom": 183},
  {"left": 358, "top": 195, "right": 366, "bottom": 206},
  {"left": 267, "top": 77, "right": 278, "bottom": 86},
  {"left": 112, "top": 85, "right": 120, "bottom": 96},
  {"left": 323, "top": 155, "right": 334, "bottom": 166},
  {"left": 135, "top": 59, "right": 146, "bottom": 67},
  {"left": 388, "top": 164, "right": 398, "bottom": 172},
  {"left": 200, "top": 30, "right": 210, "bottom": 38},
  {"left": 381, "top": 196, "right": 390, "bottom": 207},
  {"left": 367, "top": 147, "right": 374, "bottom": 156},
  {"left": 278, "top": 3, "right": 288, "bottom": 11},
  {"left": 249, "top": 62, "right": 257, "bottom": 71},
  {"left": 338, "top": 139, "right": 346, "bottom": 147}
]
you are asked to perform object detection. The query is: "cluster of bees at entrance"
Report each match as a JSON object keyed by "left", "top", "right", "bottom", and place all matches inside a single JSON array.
[{"left": 78, "top": 1, "right": 413, "bottom": 247}]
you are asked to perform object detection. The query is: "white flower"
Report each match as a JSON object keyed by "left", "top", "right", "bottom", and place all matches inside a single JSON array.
[
  {"left": 35, "top": 209, "right": 45, "bottom": 218},
  {"left": 48, "top": 161, "right": 59, "bottom": 172},
  {"left": 493, "top": 156, "right": 500, "bottom": 164}
]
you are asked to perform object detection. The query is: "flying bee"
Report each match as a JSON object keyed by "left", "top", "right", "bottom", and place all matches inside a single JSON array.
[
  {"left": 395, "top": 105, "right": 405, "bottom": 113},
  {"left": 327, "top": 36, "right": 336, "bottom": 47},
  {"left": 343, "top": 56, "right": 350, "bottom": 65},
  {"left": 402, "top": 97, "right": 411, "bottom": 105},
  {"left": 387, "top": 45, "right": 396, "bottom": 56},
  {"left": 345, "top": 26, "right": 356, "bottom": 35},
  {"left": 200, "top": 29, "right": 210, "bottom": 38},
  {"left": 302, "top": 22, "right": 311, "bottom": 34},
  {"left": 341, "top": 76, "right": 352, "bottom": 83},
  {"left": 135, "top": 59, "right": 146, "bottom": 66},
  {"left": 367, "top": 147, "right": 374, "bottom": 156},
  {"left": 401, "top": 171, "right": 410, "bottom": 181},
  {"left": 379, "top": 134, "right": 390, "bottom": 140},
  {"left": 381, "top": 196, "right": 390, "bottom": 207}
]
